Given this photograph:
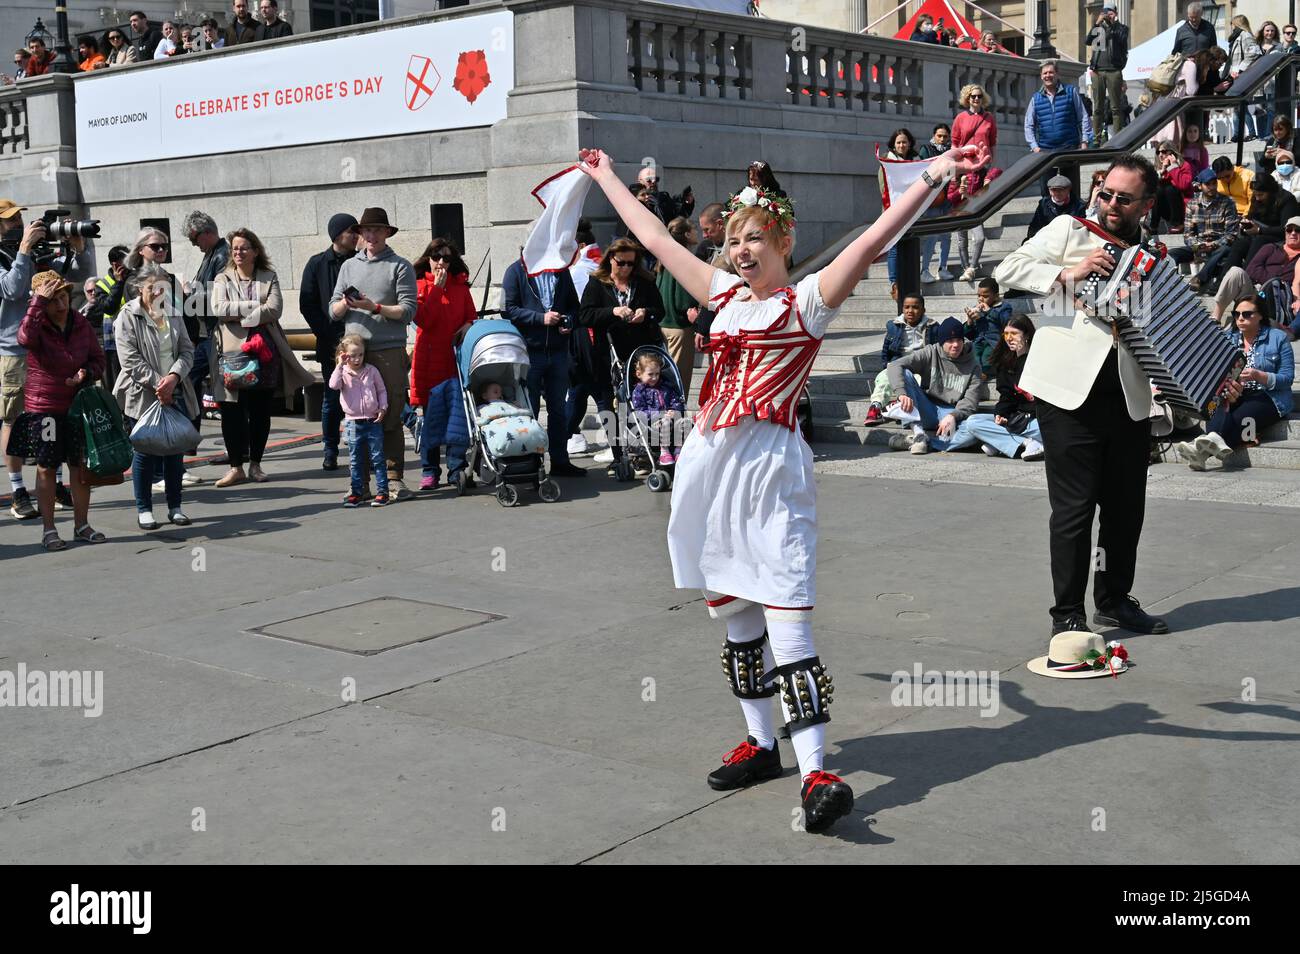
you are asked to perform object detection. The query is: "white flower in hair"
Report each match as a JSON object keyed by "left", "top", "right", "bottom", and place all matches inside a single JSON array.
[
  {"left": 759, "top": 197, "right": 770, "bottom": 208},
  {"left": 737, "top": 187, "right": 759, "bottom": 206}
]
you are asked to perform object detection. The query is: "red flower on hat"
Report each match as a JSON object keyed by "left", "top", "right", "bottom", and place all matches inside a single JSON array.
[{"left": 453, "top": 50, "right": 491, "bottom": 105}]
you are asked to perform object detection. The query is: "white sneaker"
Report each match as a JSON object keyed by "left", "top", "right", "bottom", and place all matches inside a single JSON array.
[
  {"left": 137, "top": 511, "right": 159, "bottom": 530},
  {"left": 920, "top": 271, "right": 939, "bottom": 284},
  {"left": 567, "top": 434, "right": 589, "bottom": 456},
  {"left": 1175, "top": 440, "right": 1210, "bottom": 471},
  {"left": 593, "top": 447, "right": 615, "bottom": 464},
  {"left": 181, "top": 472, "right": 204, "bottom": 486},
  {"left": 151, "top": 479, "right": 165, "bottom": 492},
  {"left": 936, "top": 267, "right": 955, "bottom": 280},
  {"left": 909, "top": 434, "right": 929, "bottom": 454},
  {"left": 1195, "top": 431, "right": 1233, "bottom": 460},
  {"left": 1020, "top": 438, "right": 1045, "bottom": 461},
  {"left": 887, "top": 432, "right": 914, "bottom": 451},
  {"left": 959, "top": 267, "right": 977, "bottom": 282},
  {"left": 981, "top": 443, "right": 1000, "bottom": 457}
]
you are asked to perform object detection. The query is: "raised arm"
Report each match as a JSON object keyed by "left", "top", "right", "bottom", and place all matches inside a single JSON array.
[
  {"left": 577, "top": 149, "right": 715, "bottom": 304},
  {"left": 818, "top": 143, "right": 991, "bottom": 309}
]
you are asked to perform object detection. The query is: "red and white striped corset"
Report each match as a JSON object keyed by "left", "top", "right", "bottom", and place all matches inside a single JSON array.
[{"left": 696, "top": 283, "right": 821, "bottom": 432}]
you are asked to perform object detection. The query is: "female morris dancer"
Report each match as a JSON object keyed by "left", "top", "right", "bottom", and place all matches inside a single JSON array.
[{"left": 578, "top": 142, "right": 989, "bottom": 833}]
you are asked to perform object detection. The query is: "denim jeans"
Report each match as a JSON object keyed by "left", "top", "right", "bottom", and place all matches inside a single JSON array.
[
  {"left": 320, "top": 356, "right": 342, "bottom": 457},
  {"left": 897, "top": 371, "right": 959, "bottom": 450},
  {"left": 526, "top": 347, "right": 572, "bottom": 466},
  {"left": 945, "top": 412, "right": 1043, "bottom": 458},
  {"left": 920, "top": 206, "right": 951, "bottom": 274},
  {"left": 132, "top": 449, "right": 183, "bottom": 513},
  {"left": 347, "top": 418, "right": 388, "bottom": 496}
]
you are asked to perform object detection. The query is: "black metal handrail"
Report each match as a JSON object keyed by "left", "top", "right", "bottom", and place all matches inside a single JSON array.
[{"left": 792, "top": 48, "right": 1300, "bottom": 284}]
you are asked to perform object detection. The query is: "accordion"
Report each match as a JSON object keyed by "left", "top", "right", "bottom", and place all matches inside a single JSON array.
[{"left": 1079, "top": 243, "right": 1244, "bottom": 419}]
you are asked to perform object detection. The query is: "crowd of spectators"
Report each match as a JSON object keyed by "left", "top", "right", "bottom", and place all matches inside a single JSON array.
[{"left": 3, "top": 2, "right": 296, "bottom": 82}]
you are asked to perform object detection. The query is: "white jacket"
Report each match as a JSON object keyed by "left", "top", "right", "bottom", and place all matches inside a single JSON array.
[{"left": 992, "top": 214, "right": 1152, "bottom": 420}]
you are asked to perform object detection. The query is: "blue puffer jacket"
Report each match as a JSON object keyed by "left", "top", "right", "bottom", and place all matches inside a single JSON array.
[
  {"left": 1030, "top": 85, "right": 1082, "bottom": 150},
  {"left": 1233, "top": 325, "right": 1295, "bottom": 416}
]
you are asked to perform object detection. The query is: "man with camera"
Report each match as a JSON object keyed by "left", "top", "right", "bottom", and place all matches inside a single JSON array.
[
  {"left": 1, "top": 202, "right": 48, "bottom": 518},
  {"left": 2, "top": 200, "right": 94, "bottom": 519}
]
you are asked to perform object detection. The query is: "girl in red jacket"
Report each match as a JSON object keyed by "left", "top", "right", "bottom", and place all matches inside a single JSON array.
[
  {"left": 411, "top": 239, "right": 476, "bottom": 490},
  {"left": 9, "top": 271, "right": 107, "bottom": 550}
]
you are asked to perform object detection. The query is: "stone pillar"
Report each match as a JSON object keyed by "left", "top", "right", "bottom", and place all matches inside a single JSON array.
[
  {"left": 0, "top": 74, "right": 83, "bottom": 212},
  {"left": 847, "top": 0, "right": 868, "bottom": 34}
]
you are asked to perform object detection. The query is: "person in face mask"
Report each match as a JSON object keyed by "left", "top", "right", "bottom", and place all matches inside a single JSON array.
[
  {"left": 1273, "top": 149, "right": 1300, "bottom": 200},
  {"left": 909, "top": 15, "right": 941, "bottom": 44}
]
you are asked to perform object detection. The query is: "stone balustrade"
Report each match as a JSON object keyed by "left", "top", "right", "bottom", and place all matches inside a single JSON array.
[{"left": 0, "top": 0, "right": 1075, "bottom": 319}]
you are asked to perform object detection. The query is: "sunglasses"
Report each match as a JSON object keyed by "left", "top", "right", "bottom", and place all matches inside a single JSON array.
[
  {"left": 145, "top": 242, "right": 169, "bottom": 252},
  {"left": 1287, "top": 30, "right": 1297, "bottom": 36},
  {"left": 1096, "top": 189, "right": 1145, "bottom": 207},
  {"left": 1232, "top": 309, "right": 1259, "bottom": 318},
  {"left": 1287, "top": 226, "right": 1300, "bottom": 233},
  {"left": 968, "top": 93, "right": 983, "bottom": 99},
  {"left": 429, "top": 252, "right": 454, "bottom": 262},
  {"left": 612, "top": 259, "right": 636, "bottom": 267}
]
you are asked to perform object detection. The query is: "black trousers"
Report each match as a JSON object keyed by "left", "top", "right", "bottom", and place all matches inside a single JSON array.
[
  {"left": 1035, "top": 350, "right": 1150, "bottom": 622},
  {"left": 220, "top": 389, "right": 273, "bottom": 468}
]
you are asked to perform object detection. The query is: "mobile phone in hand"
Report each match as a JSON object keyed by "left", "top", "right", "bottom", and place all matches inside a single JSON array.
[{"left": 344, "top": 286, "right": 363, "bottom": 300}]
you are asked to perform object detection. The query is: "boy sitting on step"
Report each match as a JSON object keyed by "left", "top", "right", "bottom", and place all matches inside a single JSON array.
[
  {"left": 963, "top": 278, "right": 1013, "bottom": 376},
  {"left": 863, "top": 293, "right": 939, "bottom": 425}
]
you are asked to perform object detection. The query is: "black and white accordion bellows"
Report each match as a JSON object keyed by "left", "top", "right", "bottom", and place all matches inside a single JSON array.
[{"left": 1080, "top": 244, "right": 1245, "bottom": 419}]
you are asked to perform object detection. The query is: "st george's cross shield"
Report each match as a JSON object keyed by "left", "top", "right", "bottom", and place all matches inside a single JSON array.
[{"left": 405, "top": 55, "right": 441, "bottom": 111}]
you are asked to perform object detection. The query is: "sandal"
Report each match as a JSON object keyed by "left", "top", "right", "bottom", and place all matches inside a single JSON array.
[
  {"left": 42, "top": 529, "right": 66, "bottom": 551},
  {"left": 73, "top": 524, "right": 107, "bottom": 544}
]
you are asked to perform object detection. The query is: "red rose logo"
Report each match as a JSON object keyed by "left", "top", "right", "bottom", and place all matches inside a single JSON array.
[{"left": 453, "top": 50, "right": 491, "bottom": 105}]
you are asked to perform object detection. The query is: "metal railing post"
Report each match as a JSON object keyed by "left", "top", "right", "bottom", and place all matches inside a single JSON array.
[{"left": 896, "top": 235, "right": 921, "bottom": 301}]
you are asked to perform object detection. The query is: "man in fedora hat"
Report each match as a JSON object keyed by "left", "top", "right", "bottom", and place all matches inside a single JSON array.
[
  {"left": 303, "top": 212, "right": 358, "bottom": 471},
  {"left": 329, "top": 207, "right": 417, "bottom": 499},
  {"left": 0, "top": 199, "right": 47, "bottom": 520}
]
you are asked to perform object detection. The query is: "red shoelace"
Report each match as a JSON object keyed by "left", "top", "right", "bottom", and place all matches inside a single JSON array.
[
  {"left": 802, "top": 770, "right": 844, "bottom": 791},
  {"left": 721, "top": 740, "right": 766, "bottom": 765}
]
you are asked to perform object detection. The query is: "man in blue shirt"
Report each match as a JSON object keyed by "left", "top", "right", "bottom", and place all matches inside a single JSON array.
[
  {"left": 501, "top": 257, "right": 585, "bottom": 478},
  {"left": 1024, "top": 61, "right": 1093, "bottom": 195}
]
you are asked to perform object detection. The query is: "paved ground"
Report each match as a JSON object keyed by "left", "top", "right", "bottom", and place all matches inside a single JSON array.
[{"left": 2, "top": 417, "right": 1299, "bottom": 863}]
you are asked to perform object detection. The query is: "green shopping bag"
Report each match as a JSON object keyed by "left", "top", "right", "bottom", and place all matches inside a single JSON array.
[{"left": 70, "top": 386, "right": 133, "bottom": 477}]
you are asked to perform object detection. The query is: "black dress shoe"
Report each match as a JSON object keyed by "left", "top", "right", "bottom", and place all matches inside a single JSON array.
[
  {"left": 707, "top": 737, "right": 783, "bottom": 791},
  {"left": 549, "top": 462, "right": 587, "bottom": 478},
  {"left": 1095, "top": 596, "right": 1169, "bottom": 634},
  {"left": 1051, "top": 616, "right": 1092, "bottom": 636},
  {"left": 322, "top": 454, "right": 339, "bottom": 472}
]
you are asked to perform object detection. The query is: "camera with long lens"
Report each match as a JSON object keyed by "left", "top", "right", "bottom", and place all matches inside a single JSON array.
[{"left": 0, "top": 207, "right": 101, "bottom": 274}]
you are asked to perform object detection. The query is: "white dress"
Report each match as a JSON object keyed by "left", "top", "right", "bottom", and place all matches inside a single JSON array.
[{"left": 666, "top": 269, "right": 840, "bottom": 608}]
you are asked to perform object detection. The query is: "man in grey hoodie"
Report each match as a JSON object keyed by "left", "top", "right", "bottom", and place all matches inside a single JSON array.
[
  {"left": 883, "top": 316, "right": 983, "bottom": 454},
  {"left": 329, "top": 207, "right": 418, "bottom": 498}
]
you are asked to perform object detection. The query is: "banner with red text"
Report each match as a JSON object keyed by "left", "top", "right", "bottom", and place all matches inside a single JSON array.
[{"left": 73, "top": 11, "right": 513, "bottom": 168}]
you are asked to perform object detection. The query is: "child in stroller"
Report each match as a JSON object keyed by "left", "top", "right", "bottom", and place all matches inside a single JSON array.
[
  {"left": 630, "top": 351, "right": 685, "bottom": 465},
  {"left": 474, "top": 381, "right": 549, "bottom": 459}
]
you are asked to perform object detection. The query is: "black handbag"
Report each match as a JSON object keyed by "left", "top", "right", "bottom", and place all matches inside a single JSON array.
[{"left": 1004, "top": 411, "right": 1034, "bottom": 435}]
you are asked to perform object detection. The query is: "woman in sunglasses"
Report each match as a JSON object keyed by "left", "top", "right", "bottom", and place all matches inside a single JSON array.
[
  {"left": 410, "top": 238, "right": 475, "bottom": 491},
  {"left": 104, "top": 30, "right": 137, "bottom": 67},
  {"left": 1153, "top": 139, "right": 1195, "bottom": 232},
  {"left": 1175, "top": 294, "right": 1293, "bottom": 469},
  {"left": 578, "top": 238, "right": 665, "bottom": 476}
]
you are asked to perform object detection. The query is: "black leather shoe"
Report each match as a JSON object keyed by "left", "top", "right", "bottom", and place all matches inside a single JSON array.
[
  {"left": 549, "top": 462, "right": 587, "bottom": 478},
  {"left": 1095, "top": 596, "right": 1169, "bottom": 634},
  {"left": 322, "top": 452, "right": 339, "bottom": 471},
  {"left": 1051, "top": 616, "right": 1092, "bottom": 636},
  {"left": 707, "top": 737, "right": 782, "bottom": 791}
]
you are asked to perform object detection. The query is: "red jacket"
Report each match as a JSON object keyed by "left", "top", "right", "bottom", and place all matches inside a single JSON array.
[
  {"left": 952, "top": 109, "right": 998, "bottom": 160},
  {"left": 410, "top": 273, "right": 475, "bottom": 405},
  {"left": 1162, "top": 160, "right": 1196, "bottom": 199},
  {"left": 18, "top": 299, "right": 106, "bottom": 415}
]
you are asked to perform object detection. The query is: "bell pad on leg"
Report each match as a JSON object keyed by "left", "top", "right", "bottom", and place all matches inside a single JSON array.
[
  {"left": 720, "top": 633, "right": 776, "bottom": 699},
  {"left": 773, "top": 656, "right": 833, "bottom": 732}
]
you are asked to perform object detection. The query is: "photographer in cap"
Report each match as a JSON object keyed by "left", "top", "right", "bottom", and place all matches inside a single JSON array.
[{"left": 1, "top": 200, "right": 49, "bottom": 519}]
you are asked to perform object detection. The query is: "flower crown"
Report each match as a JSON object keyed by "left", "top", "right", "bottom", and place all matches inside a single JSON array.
[{"left": 722, "top": 186, "right": 796, "bottom": 232}]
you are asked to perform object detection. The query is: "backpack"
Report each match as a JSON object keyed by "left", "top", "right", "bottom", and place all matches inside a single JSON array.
[{"left": 1147, "top": 53, "right": 1185, "bottom": 95}]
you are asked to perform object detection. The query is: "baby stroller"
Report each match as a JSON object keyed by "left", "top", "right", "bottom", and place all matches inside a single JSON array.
[
  {"left": 454, "top": 319, "right": 561, "bottom": 507},
  {"left": 609, "top": 341, "right": 686, "bottom": 493}
]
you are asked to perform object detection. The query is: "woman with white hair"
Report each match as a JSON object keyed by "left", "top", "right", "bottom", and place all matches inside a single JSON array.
[{"left": 950, "top": 85, "right": 998, "bottom": 281}]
